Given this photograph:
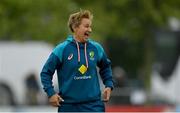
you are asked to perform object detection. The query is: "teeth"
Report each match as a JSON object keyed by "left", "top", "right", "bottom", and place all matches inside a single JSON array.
[
  {"left": 85, "top": 32, "right": 89, "bottom": 35},
  {"left": 85, "top": 32, "right": 91, "bottom": 35}
]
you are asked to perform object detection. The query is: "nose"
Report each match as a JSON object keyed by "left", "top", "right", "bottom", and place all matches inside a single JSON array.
[{"left": 88, "top": 27, "right": 92, "bottom": 33}]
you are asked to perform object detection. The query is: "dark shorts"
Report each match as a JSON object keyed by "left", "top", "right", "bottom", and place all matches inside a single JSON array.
[{"left": 58, "top": 100, "right": 105, "bottom": 112}]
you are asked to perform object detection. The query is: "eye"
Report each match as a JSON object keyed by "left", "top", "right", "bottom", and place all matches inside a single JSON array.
[
  {"left": 85, "top": 25, "right": 89, "bottom": 27},
  {"left": 85, "top": 25, "right": 91, "bottom": 29}
]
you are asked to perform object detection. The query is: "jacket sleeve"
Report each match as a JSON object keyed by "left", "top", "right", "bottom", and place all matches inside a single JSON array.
[
  {"left": 96, "top": 44, "right": 114, "bottom": 90},
  {"left": 40, "top": 53, "right": 61, "bottom": 97}
]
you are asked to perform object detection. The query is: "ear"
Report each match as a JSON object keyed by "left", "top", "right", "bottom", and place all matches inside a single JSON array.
[{"left": 73, "top": 26, "right": 77, "bottom": 32}]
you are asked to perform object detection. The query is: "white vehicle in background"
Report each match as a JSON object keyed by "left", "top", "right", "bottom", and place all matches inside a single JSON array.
[{"left": 0, "top": 41, "right": 56, "bottom": 106}]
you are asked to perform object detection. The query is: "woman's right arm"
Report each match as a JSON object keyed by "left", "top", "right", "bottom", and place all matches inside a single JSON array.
[{"left": 40, "top": 53, "right": 61, "bottom": 97}]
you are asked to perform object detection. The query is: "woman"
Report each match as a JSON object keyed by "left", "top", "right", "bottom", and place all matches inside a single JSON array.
[{"left": 40, "top": 9, "right": 113, "bottom": 112}]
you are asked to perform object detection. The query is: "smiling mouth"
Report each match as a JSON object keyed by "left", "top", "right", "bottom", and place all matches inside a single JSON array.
[{"left": 84, "top": 31, "right": 91, "bottom": 37}]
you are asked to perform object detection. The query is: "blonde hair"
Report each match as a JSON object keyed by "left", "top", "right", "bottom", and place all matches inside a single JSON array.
[{"left": 68, "top": 9, "right": 93, "bottom": 32}]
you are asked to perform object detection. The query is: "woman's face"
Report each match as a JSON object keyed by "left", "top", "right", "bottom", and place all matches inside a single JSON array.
[{"left": 74, "top": 18, "right": 92, "bottom": 42}]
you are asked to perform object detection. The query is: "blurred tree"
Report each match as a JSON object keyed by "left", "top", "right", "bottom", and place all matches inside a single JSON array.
[{"left": 0, "top": 0, "right": 78, "bottom": 44}]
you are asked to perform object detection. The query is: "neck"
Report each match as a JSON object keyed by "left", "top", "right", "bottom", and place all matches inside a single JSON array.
[{"left": 73, "top": 34, "right": 86, "bottom": 43}]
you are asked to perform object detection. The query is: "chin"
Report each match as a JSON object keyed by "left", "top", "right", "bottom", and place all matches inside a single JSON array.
[{"left": 83, "top": 37, "right": 89, "bottom": 41}]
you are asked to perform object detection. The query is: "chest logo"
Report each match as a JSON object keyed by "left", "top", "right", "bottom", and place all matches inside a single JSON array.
[
  {"left": 89, "top": 51, "right": 94, "bottom": 60},
  {"left": 78, "top": 64, "right": 87, "bottom": 74},
  {"left": 68, "top": 53, "right": 73, "bottom": 60}
]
